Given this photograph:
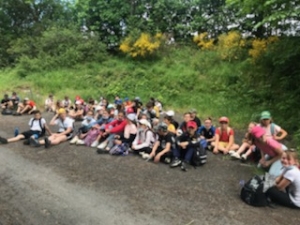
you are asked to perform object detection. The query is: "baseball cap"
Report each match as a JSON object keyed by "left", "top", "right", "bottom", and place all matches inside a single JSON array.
[
  {"left": 187, "top": 121, "right": 197, "bottom": 129},
  {"left": 126, "top": 107, "right": 134, "bottom": 114},
  {"left": 124, "top": 97, "right": 129, "bottom": 101},
  {"left": 139, "top": 119, "right": 152, "bottom": 128},
  {"left": 75, "top": 100, "right": 81, "bottom": 105},
  {"left": 219, "top": 116, "right": 229, "bottom": 123},
  {"left": 251, "top": 126, "right": 265, "bottom": 138},
  {"left": 260, "top": 111, "right": 271, "bottom": 120},
  {"left": 24, "top": 97, "right": 29, "bottom": 101},
  {"left": 107, "top": 104, "right": 115, "bottom": 109},
  {"left": 189, "top": 108, "right": 197, "bottom": 114},
  {"left": 58, "top": 108, "right": 66, "bottom": 114},
  {"left": 158, "top": 122, "right": 168, "bottom": 132}
]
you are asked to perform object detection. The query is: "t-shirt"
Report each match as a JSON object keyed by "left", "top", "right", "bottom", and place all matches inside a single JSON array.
[
  {"left": 253, "top": 137, "right": 281, "bottom": 157},
  {"left": 158, "top": 132, "right": 175, "bottom": 150},
  {"left": 215, "top": 127, "right": 234, "bottom": 142},
  {"left": 55, "top": 117, "right": 74, "bottom": 133},
  {"left": 27, "top": 100, "right": 36, "bottom": 108},
  {"left": 62, "top": 99, "right": 72, "bottom": 108},
  {"left": 28, "top": 118, "right": 46, "bottom": 132},
  {"left": 10, "top": 96, "right": 20, "bottom": 104},
  {"left": 167, "top": 124, "right": 176, "bottom": 133},
  {"left": 259, "top": 123, "right": 281, "bottom": 137},
  {"left": 1, "top": 99, "right": 10, "bottom": 105},
  {"left": 284, "top": 166, "right": 300, "bottom": 207},
  {"left": 193, "top": 117, "right": 201, "bottom": 128},
  {"left": 198, "top": 126, "right": 216, "bottom": 139}
]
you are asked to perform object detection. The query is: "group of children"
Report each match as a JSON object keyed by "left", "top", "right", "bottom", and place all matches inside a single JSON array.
[{"left": 0, "top": 94, "right": 299, "bottom": 209}]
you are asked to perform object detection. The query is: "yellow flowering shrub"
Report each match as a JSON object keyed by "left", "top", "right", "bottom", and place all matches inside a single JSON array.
[
  {"left": 217, "top": 31, "right": 245, "bottom": 61},
  {"left": 249, "top": 36, "right": 279, "bottom": 61},
  {"left": 193, "top": 32, "right": 214, "bottom": 50},
  {"left": 120, "top": 32, "right": 164, "bottom": 58}
]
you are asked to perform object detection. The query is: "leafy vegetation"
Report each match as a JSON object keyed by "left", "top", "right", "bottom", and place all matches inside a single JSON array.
[{"left": 0, "top": 0, "right": 299, "bottom": 147}]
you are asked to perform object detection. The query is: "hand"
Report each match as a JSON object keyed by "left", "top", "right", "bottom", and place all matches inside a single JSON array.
[
  {"left": 149, "top": 151, "right": 155, "bottom": 159},
  {"left": 154, "top": 153, "right": 161, "bottom": 163},
  {"left": 224, "top": 149, "right": 229, "bottom": 154},
  {"left": 200, "top": 136, "right": 205, "bottom": 140},
  {"left": 114, "top": 140, "right": 122, "bottom": 145},
  {"left": 259, "top": 158, "right": 266, "bottom": 165},
  {"left": 114, "top": 135, "right": 120, "bottom": 139},
  {"left": 262, "top": 160, "right": 271, "bottom": 168}
]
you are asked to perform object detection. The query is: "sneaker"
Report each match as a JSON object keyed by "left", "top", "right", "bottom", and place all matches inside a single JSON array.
[
  {"left": 164, "top": 157, "right": 171, "bottom": 164},
  {"left": 76, "top": 140, "right": 85, "bottom": 145},
  {"left": 70, "top": 136, "right": 79, "bottom": 144},
  {"left": 44, "top": 137, "right": 51, "bottom": 149},
  {"left": 142, "top": 153, "right": 150, "bottom": 159},
  {"left": 231, "top": 152, "right": 241, "bottom": 159},
  {"left": 241, "top": 154, "right": 247, "bottom": 162},
  {"left": 97, "top": 148, "right": 109, "bottom": 154},
  {"left": 181, "top": 161, "right": 188, "bottom": 172},
  {"left": 170, "top": 158, "right": 182, "bottom": 168},
  {"left": 30, "top": 137, "right": 40, "bottom": 147},
  {"left": 23, "top": 139, "right": 30, "bottom": 145},
  {"left": 0, "top": 136, "right": 8, "bottom": 144},
  {"left": 97, "top": 142, "right": 107, "bottom": 150},
  {"left": 228, "top": 150, "right": 235, "bottom": 155},
  {"left": 91, "top": 140, "right": 99, "bottom": 148}
]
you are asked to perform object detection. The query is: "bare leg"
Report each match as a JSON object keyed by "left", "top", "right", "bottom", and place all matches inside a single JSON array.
[
  {"left": 236, "top": 142, "right": 250, "bottom": 155},
  {"left": 20, "top": 105, "right": 30, "bottom": 114},
  {"left": 7, "top": 134, "right": 25, "bottom": 143}
]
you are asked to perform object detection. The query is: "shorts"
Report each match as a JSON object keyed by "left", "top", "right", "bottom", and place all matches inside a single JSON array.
[
  {"left": 57, "top": 132, "right": 73, "bottom": 140},
  {"left": 21, "top": 130, "right": 42, "bottom": 139},
  {"left": 218, "top": 142, "right": 229, "bottom": 148}
]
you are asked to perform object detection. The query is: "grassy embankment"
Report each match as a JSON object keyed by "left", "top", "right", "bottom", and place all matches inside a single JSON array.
[{"left": 0, "top": 47, "right": 256, "bottom": 129}]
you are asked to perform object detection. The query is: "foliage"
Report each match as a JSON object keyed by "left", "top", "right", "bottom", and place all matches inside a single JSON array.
[
  {"left": 8, "top": 27, "right": 107, "bottom": 76},
  {"left": 120, "top": 31, "right": 164, "bottom": 58},
  {"left": 216, "top": 31, "right": 246, "bottom": 61},
  {"left": 249, "top": 36, "right": 279, "bottom": 61},
  {"left": 193, "top": 32, "right": 215, "bottom": 50}
]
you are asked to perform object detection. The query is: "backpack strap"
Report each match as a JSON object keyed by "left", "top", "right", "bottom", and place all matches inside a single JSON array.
[
  {"left": 270, "top": 123, "right": 275, "bottom": 136},
  {"left": 218, "top": 127, "right": 231, "bottom": 136}
]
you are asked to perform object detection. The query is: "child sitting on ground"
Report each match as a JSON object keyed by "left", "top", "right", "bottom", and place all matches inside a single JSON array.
[
  {"left": 231, "top": 122, "right": 256, "bottom": 161},
  {"left": 211, "top": 116, "right": 239, "bottom": 154}
]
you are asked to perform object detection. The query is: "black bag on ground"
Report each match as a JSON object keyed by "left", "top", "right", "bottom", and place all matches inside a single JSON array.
[
  {"left": 240, "top": 175, "right": 268, "bottom": 207},
  {"left": 1, "top": 109, "right": 12, "bottom": 115},
  {"left": 191, "top": 144, "right": 207, "bottom": 166}
]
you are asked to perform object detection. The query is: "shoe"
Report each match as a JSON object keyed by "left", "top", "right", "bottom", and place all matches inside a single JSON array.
[
  {"left": 142, "top": 153, "right": 150, "bottom": 160},
  {"left": 241, "top": 154, "right": 247, "bottom": 162},
  {"left": 23, "top": 139, "right": 30, "bottom": 145},
  {"left": 97, "top": 142, "right": 107, "bottom": 149},
  {"left": 30, "top": 137, "right": 40, "bottom": 147},
  {"left": 170, "top": 158, "right": 182, "bottom": 168},
  {"left": 91, "top": 140, "right": 99, "bottom": 148},
  {"left": 139, "top": 152, "right": 145, "bottom": 156},
  {"left": 97, "top": 148, "right": 109, "bottom": 154},
  {"left": 44, "top": 137, "right": 51, "bottom": 148},
  {"left": 70, "top": 136, "right": 79, "bottom": 144},
  {"left": 228, "top": 150, "right": 235, "bottom": 155},
  {"left": 76, "top": 140, "right": 85, "bottom": 145},
  {"left": 0, "top": 136, "right": 8, "bottom": 144},
  {"left": 181, "top": 161, "right": 188, "bottom": 172},
  {"left": 231, "top": 152, "right": 241, "bottom": 159}
]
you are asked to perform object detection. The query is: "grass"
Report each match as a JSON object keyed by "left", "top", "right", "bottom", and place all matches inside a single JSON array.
[{"left": 0, "top": 47, "right": 254, "bottom": 130}]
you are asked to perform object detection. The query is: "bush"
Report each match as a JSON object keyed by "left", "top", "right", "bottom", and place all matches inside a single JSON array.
[{"left": 8, "top": 27, "right": 107, "bottom": 76}]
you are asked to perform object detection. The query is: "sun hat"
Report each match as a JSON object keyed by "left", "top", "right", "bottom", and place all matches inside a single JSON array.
[
  {"left": 58, "top": 108, "right": 66, "bottom": 114},
  {"left": 187, "top": 121, "right": 197, "bottom": 129},
  {"left": 189, "top": 109, "right": 197, "bottom": 114},
  {"left": 251, "top": 126, "right": 266, "bottom": 138},
  {"left": 107, "top": 104, "right": 115, "bottom": 109},
  {"left": 166, "top": 110, "right": 175, "bottom": 117},
  {"left": 219, "top": 116, "right": 229, "bottom": 123},
  {"left": 139, "top": 119, "right": 152, "bottom": 128},
  {"left": 95, "top": 106, "right": 103, "bottom": 111},
  {"left": 127, "top": 113, "right": 136, "bottom": 121},
  {"left": 260, "top": 111, "right": 271, "bottom": 120}
]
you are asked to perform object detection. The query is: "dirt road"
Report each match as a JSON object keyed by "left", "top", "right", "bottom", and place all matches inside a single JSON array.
[{"left": 0, "top": 114, "right": 299, "bottom": 225}]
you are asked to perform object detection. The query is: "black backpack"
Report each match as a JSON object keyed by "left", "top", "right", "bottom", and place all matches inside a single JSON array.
[
  {"left": 30, "top": 118, "right": 46, "bottom": 137},
  {"left": 191, "top": 144, "right": 207, "bottom": 166},
  {"left": 1, "top": 109, "right": 12, "bottom": 115},
  {"left": 240, "top": 175, "right": 268, "bottom": 207}
]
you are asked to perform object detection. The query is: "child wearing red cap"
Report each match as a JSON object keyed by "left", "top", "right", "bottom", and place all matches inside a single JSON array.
[
  {"left": 170, "top": 121, "right": 200, "bottom": 171},
  {"left": 211, "top": 117, "right": 239, "bottom": 154}
]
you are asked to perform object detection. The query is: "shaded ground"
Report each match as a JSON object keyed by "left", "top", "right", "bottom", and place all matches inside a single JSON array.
[{"left": 0, "top": 113, "right": 299, "bottom": 225}]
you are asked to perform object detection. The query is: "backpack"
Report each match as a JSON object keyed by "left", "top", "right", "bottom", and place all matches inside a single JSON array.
[
  {"left": 191, "top": 144, "right": 207, "bottom": 166},
  {"left": 240, "top": 175, "right": 268, "bottom": 207},
  {"left": 109, "top": 143, "right": 129, "bottom": 156},
  {"left": 31, "top": 118, "right": 46, "bottom": 136},
  {"left": 270, "top": 123, "right": 276, "bottom": 136}
]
